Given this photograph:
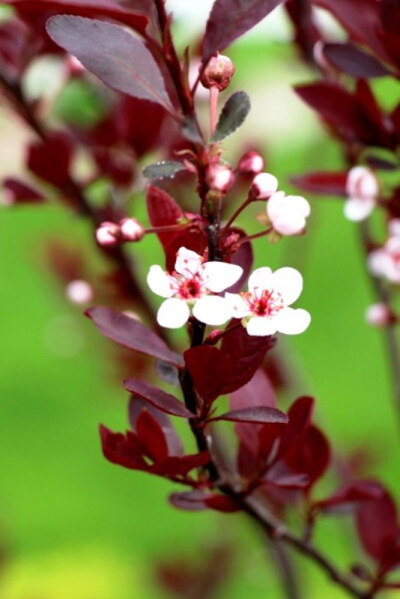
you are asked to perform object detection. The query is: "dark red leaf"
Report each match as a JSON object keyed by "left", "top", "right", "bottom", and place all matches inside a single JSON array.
[
  {"left": 136, "top": 409, "right": 169, "bottom": 462},
  {"left": 314, "top": 480, "right": 385, "bottom": 515},
  {"left": 220, "top": 321, "right": 276, "bottom": 394},
  {"left": 204, "top": 495, "right": 240, "bottom": 513},
  {"left": 279, "top": 396, "right": 314, "bottom": 456},
  {"left": 146, "top": 184, "right": 184, "bottom": 255},
  {"left": 291, "top": 171, "right": 347, "bottom": 196},
  {"left": 124, "top": 378, "right": 194, "bottom": 419},
  {"left": 151, "top": 452, "right": 210, "bottom": 476},
  {"left": 323, "top": 42, "right": 390, "bottom": 78},
  {"left": 5, "top": 0, "right": 150, "bottom": 32},
  {"left": 2, "top": 177, "right": 44, "bottom": 204},
  {"left": 213, "top": 406, "right": 288, "bottom": 425},
  {"left": 86, "top": 306, "right": 182, "bottom": 366},
  {"left": 170, "top": 490, "right": 208, "bottom": 511},
  {"left": 27, "top": 131, "right": 73, "bottom": 188},
  {"left": 99, "top": 424, "right": 148, "bottom": 470},
  {"left": 357, "top": 487, "right": 399, "bottom": 565},
  {"left": 295, "top": 82, "right": 378, "bottom": 145},
  {"left": 46, "top": 16, "right": 174, "bottom": 111},
  {"left": 128, "top": 397, "right": 183, "bottom": 456},
  {"left": 202, "top": 0, "right": 284, "bottom": 61},
  {"left": 285, "top": 425, "right": 331, "bottom": 488},
  {"left": 184, "top": 345, "right": 233, "bottom": 402},
  {"left": 263, "top": 472, "right": 309, "bottom": 489},
  {"left": 312, "top": 0, "right": 390, "bottom": 63}
]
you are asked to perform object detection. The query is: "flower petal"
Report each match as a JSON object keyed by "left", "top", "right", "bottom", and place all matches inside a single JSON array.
[
  {"left": 224, "top": 292, "right": 251, "bottom": 319},
  {"left": 175, "top": 247, "right": 202, "bottom": 276},
  {"left": 246, "top": 316, "right": 277, "bottom": 336},
  {"left": 248, "top": 267, "right": 273, "bottom": 295},
  {"left": 147, "top": 265, "right": 174, "bottom": 298},
  {"left": 157, "top": 298, "right": 190, "bottom": 329},
  {"left": 201, "top": 261, "right": 243, "bottom": 292},
  {"left": 271, "top": 267, "right": 303, "bottom": 306},
  {"left": 344, "top": 197, "right": 375, "bottom": 221},
  {"left": 274, "top": 307, "right": 311, "bottom": 335},
  {"left": 193, "top": 296, "right": 231, "bottom": 325}
]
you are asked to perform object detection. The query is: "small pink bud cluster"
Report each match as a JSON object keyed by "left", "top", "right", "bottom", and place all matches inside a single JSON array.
[
  {"left": 200, "top": 54, "right": 235, "bottom": 92},
  {"left": 95, "top": 218, "right": 144, "bottom": 247},
  {"left": 206, "top": 164, "right": 235, "bottom": 193},
  {"left": 250, "top": 171, "right": 311, "bottom": 236},
  {"left": 365, "top": 303, "right": 396, "bottom": 327}
]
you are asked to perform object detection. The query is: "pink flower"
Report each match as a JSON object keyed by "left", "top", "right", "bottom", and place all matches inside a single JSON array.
[
  {"left": 238, "top": 151, "right": 265, "bottom": 175},
  {"left": 365, "top": 303, "right": 393, "bottom": 327},
  {"left": 267, "top": 192, "right": 310, "bottom": 236},
  {"left": 344, "top": 166, "right": 378, "bottom": 221},
  {"left": 119, "top": 218, "right": 144, "bottom": 242},
  {"left": 225, "top": 266, "right": 311, "bottom": 336},
  {"left": 147, "top": 247, "right": 243, "bottom": 329},
  {"left": 368, "top": 236, "right": 400, "bottom": 283},
  {"left": 95, "top": 221, "right": 119, "bottom": 247},
  {"left": 206, "top": 164, "right": 235, "bottom": 193}
]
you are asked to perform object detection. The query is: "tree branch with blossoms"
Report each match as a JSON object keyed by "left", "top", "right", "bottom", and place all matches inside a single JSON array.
[{"left": 2, "top": 0, "right": 400, "bottom": 597}]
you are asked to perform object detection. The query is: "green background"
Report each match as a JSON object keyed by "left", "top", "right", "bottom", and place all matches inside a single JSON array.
[{"left": 1, "top": 9, "right": 400, "bottom": 598}]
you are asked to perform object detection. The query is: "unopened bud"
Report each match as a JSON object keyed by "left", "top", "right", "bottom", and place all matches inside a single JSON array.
[
  {"left": 207, "top": 164, "right": 235, "bottom": 193},
  {"left": 365, "top": 303, "right": 394, "bottom": 327},
  {"left": 119, "top": 218, "right": 145, "bottom": 242},
  {"left": 251, "top": 172, "right": 279, "bottom": 199},
  {"left": 200, "top": 54, "right": 235, "bottom": 91},
  {"left": 95, "top": 221, "right": 120, "bottom": 247},
  {"left": 65, "top": 279, "right": 94, "bottom": 304},
  {"left": 66, "top": 54, "right": 86, "bottom": 76},
  {"left": 238, "top": 151, "right": 264, "bottom": 175},
  {"left": 205, "top": 329, "right": 224, "bottom": 345}
]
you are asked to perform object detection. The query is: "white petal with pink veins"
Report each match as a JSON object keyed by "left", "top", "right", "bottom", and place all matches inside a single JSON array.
[
  {"left": 224, "top": 292, "right": 251, "bottom": 319},
  {"left": 157, "top": 298, "right": 190, "bottom": 328},
  {"left": 248, "top": 267, "right": 273, "bottom": 295},
  {"left": 175, "top": 247, "right": 202, "bottom": 276},
  {"left": 193, "top": 295, "right": 231, "bottom": 325},
  {"left": 344, "top": 197, "right": 375, "bottom": 221},
  {"left": 201, "top": 261, "right": 243, "bottom": 292},
  {"left": 246, "top": 316, "right": 277, "bottom": 336},
  {"left": 271, "top": 267, "right": 303, "bottom": 306},
  {"left": 147, "top": 265, "right": 174, "bottom": 298},
  {"left": 274, "top": 307, "right": 311, "bottom": 335}
]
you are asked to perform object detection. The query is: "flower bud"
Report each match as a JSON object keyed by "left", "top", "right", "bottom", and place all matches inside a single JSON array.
[
  {"left": 237, "top": 151, "right": 265, "bottom": 175},
  {"left": 365, "top": 303, "right": 395, "bottom": 327},
  {"left": 65, "top": 279, "right": 94, "bottom": 304},
  {"left": 267, "top": 192, "right": 311, "bottom": 236},
  {"left": 95, "top": 221, "right": 120, "bottom": 247},
  {"left": 119, "top": 218, "right": 145, "bottom": 242},
  {"left": 251, "top": 172, "right": 279, "bottom": 199},
  {"left": 206, "top": 164, "right": 235, "bottom": 193},
  {"left": 389, "top": 219, "right": 400, "bottom": 237},
  {"left": 200, "top": 54, "right": 235, "bottom": 91}
]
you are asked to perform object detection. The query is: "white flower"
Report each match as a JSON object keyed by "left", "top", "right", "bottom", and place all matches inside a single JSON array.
[
  {"left": 344, "top": 166, "right": 378, "bottom": 222},
  {"left": 147, "top": 247, "right": 243, "bottom": 329},
  {"left": 368, "top": 236, "right": 400, "bottom": 283},
  {"left": 225, "top": 266, "right": 311, "bottom": 336},
  {"left": 251, "top": 172, "right": 279, "bottom": 199},
  {"left": 95, "top": 221, "right": 119, "bottom": 247},
  {"left": 267, "top": 192, "right": 311, "bottom": 236}
]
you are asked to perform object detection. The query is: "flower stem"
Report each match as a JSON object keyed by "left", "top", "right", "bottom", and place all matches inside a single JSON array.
[{"left": 210, "top": 87, "right": 219, "bottom": 137}]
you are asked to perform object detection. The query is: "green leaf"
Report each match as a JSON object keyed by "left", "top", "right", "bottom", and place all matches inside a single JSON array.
[
  {"left": 211, "top": 91, "right": 251, "bottom": 142},
  {"left": 143, "top": 161, "right": 186, "bottom": 180}
]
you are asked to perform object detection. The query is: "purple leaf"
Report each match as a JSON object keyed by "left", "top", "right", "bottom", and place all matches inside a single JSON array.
[
  {"left": 323, "top": 43, "right": 390, "bottom": 78},
  {"left": 2, "top": 177, "right": 44, "bottom": 204},
  {"left": 213, "top": 406, "right": 288, "bottom": 425},
  {"left": 203, "top": 0, "right": 284, "bottom": 61},
  {"left": 46, "top": 16, "right": 174, "bottom": 111},
  {"left": 128, "top": 397, "right": 184, "bottom": 456},
  {"left": 291, "top": 171, "right": 347, "bottom": 196},
  {"left": 124, "top": 378, "right": 194, "bottom": 419},
  {"left": 85, "top": 306, "right": 182, "bottom": 367}
]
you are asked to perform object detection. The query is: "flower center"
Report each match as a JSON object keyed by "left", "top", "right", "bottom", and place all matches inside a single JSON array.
[
  {"left": 175, "top": 274, "right": 204, "bottom": 299},
  {"left": 244, "top": 288, "right": 284, "bottom": 317}
]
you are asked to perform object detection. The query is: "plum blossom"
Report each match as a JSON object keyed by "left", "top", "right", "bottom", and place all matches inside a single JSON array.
[
  {"left": 344, "top": 166, "right": 379, "bottom": 221},
  {"left": 225, "top": 267, "right": 310, "bottom": 336},
  {"left": 368, "top": 236, "right": 400, "bottom": 283},
  {"left": 251, "top": 172, "right": 278, "bottom": 199},
  {"left": 365, "top": 303, "right": 393, "bottom": 327},
  {"left": 267, "top": 192, "right": 310, "bottom": 236},
  {"left": 147, "top": 247, "right": 243, "bottom": 329}
]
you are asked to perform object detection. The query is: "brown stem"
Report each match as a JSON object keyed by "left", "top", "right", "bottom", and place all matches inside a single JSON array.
[
  {"left": 268, "top": 538, "right": 301, "bottom": 599},
  {"left": 209, "top": 87, "right": 219, "bottom": 137}
]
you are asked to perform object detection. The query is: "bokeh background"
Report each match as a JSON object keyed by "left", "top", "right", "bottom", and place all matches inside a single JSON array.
[{"left": 1, "top": 1, "right": 400, "bottom": 597}]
